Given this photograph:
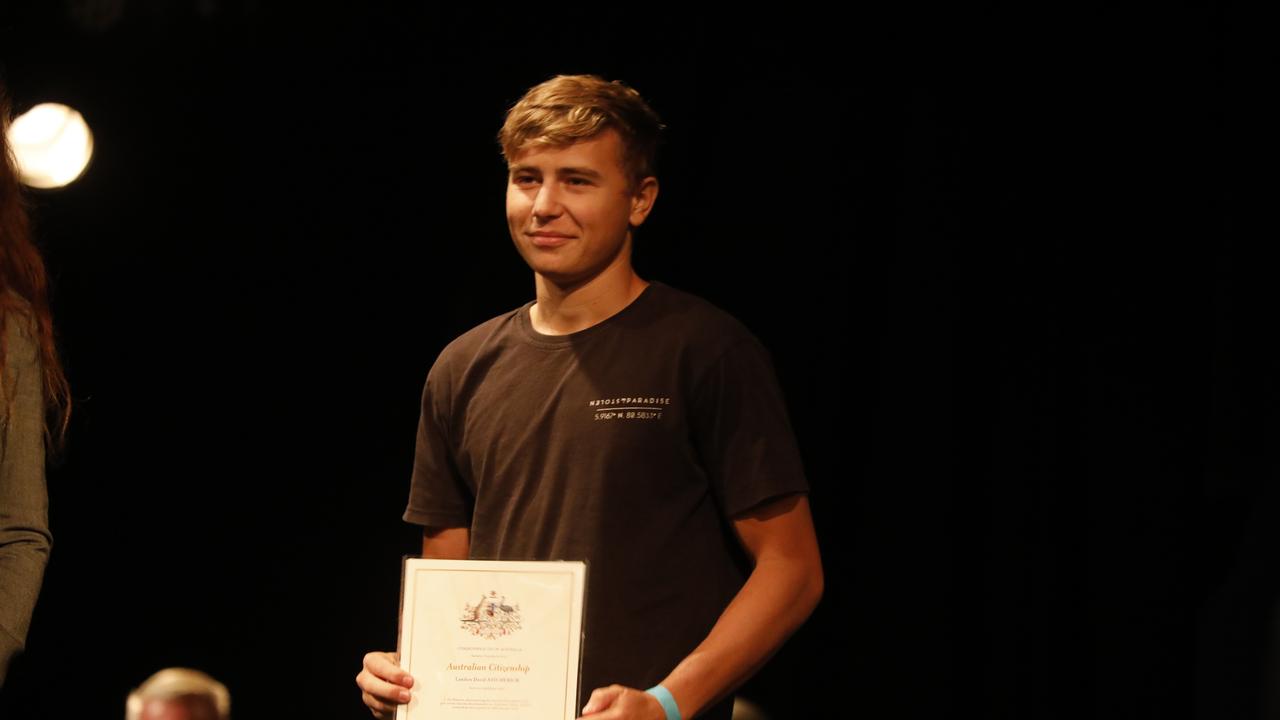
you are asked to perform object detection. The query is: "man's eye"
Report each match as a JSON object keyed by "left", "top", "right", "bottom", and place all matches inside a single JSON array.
[
  {"left": 566, "top": 177, "right": 591, "bottom": 186},
  {"left": 513, "top": 175, "right": 538, "bottom": 186}
]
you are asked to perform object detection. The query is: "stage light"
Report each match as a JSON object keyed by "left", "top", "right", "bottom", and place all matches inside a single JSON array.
[{"left": 7, "top": 103, "right": 95, "bottom": 189}]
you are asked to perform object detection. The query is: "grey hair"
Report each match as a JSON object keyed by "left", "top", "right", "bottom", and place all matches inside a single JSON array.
[{"left": 125, "top": 667, "right": 230, "bottom": 720}]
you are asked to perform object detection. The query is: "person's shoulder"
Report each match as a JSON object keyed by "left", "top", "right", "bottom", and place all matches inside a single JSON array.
[
  {"left": 641, "top": 282, "right": 760, "bottom": 347},
  {"left": 1, "top": 291, "right": 35, "bottom": 324},
  {"left": 1, "top": 293, "right": 39, "bottom": 359},
  {"left": 431, "top": 304, "right": 528, "bottom": 373},
  {"left": 1, "top": 298, "right": 41, "bottom": 398}
]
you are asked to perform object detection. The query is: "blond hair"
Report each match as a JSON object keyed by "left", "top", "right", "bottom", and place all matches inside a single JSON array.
[
  {"left": 125, "top": 667, "right": 230, "bottom": 720},
  {"left": 498, "top": 74, "right": 664, "bottom": 186}
]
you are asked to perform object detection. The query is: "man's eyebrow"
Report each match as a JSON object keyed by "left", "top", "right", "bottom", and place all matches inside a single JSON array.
[
  {"left": 556, "top": 167, "right": 603, "bottom": 179},
  {"left": 507, "top": 165, "right": 604, "bottom": 179}
]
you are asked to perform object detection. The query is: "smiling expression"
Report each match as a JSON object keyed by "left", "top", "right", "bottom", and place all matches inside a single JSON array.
[{"left": 506, "top": 129, "right": 655, "bottom": 288}]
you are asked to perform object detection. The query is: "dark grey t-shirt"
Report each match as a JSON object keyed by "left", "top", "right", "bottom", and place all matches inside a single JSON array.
[{"left": 405, "top": 282, "right": 807, "bottom": 718}]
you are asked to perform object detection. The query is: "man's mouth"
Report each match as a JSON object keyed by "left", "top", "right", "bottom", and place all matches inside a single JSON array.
[{"left": 528, "top": 231, "right": 573, "bottom": 247}]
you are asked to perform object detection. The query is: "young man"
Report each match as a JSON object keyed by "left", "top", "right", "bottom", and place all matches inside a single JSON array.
[{"left": 357, "top": 75, "right": 822, "bottom": 720}]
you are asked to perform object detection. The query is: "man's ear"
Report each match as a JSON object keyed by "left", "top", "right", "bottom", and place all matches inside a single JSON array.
[{"left": 629, "top": 176, "right": 659, "bottom": 227}]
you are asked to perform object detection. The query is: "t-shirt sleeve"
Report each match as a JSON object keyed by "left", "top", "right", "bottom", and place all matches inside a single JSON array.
[
  {"left": 403, "top": 360, "right": 473, "bottom": 528},
  {"left": 689, "top": 336, "right": 809, "bottom": 517}
]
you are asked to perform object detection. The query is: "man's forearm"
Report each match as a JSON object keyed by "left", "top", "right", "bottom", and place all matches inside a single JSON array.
[{"left": 657, "top": 498, "right": 823, "bottom": 718}]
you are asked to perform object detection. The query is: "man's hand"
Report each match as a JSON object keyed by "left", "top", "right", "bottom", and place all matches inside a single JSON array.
[
  {"left": 357, "top": 651, "right": 413, "bottom": 718},
  {"left": 357, "top": 530, "right": 467, "bottom": 717},
  {"left": 578, "top": 685, "right": 666, "bottom": 720}
]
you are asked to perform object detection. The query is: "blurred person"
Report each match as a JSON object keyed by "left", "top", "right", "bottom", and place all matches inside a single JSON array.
[
  {"left": 731, "top": 698, "right": 770, "bottom": 720},
  {"left": 0, "top": 83, "right": 71, "bottom": 688},
  {"left": 125, "top": 667, "right": 230, "bottom": 720}
]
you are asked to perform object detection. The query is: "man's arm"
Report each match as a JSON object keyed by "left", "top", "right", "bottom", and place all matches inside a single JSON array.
[
  {"left": 357, "top": 527, "right": 471, "bottom": 718},
  {"left": 580, "top": 494, "right": 823, "bottom": 719},
  {"left": 417, "top": 526, "right": 471, "bottom": 560}
]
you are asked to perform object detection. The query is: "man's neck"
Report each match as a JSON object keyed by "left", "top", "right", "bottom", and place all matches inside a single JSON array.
[{"left": 530, "top": 261, "right": 649, "bottom": 336}]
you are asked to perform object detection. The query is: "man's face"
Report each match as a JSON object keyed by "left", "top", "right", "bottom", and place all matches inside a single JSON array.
[{"left": 506, "top": 130, "right": 653, "bottom": 287}]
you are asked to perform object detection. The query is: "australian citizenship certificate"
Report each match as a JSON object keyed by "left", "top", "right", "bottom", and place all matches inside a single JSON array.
[{"left": 395, "top": 558, "right": 587, "bottom": 720}]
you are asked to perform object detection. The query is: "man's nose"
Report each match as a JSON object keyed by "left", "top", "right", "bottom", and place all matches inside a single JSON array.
[{"left": 532, "top": 184, "right": 562, "bottom": 219}]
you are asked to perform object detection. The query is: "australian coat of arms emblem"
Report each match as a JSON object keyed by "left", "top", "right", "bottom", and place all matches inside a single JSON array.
[{"left": 460, "top": 590, "right": 522, "bottom": 639}]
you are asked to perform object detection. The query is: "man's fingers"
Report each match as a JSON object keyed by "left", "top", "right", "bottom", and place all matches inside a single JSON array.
[
  {"left": 357, "top": 668, "right": 413, "bottom": 704},
  {"left": 363, "top": 651, "right": 411, "bottom": 683},
  {"left": 362, "top": 651, "right": 414, "bottom": 688},
  {"left": 357, "top": 650, "right": 412, "bottom": 716},
  {"left": 579, "top": 685, "right": 666, "bottom": 720},
  {"left": 361, "top": 690, "right": 397, "bottom": 719},
  {"left": 580, "top": 684, "right": 624, "bottom": 715}
]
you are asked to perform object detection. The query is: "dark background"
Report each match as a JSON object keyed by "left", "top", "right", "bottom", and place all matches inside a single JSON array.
[{"left": 1, "top": 4, "right": 1276, "bottom": 719}]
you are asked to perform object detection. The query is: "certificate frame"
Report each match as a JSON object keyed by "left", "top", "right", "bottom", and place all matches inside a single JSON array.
[{"left": 395, "top": 558, "right": 587, "bottom": 720}]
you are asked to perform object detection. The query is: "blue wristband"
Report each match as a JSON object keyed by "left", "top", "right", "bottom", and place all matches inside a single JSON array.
[{"left": 645, "top": 685, "right": 681, "bottom": 720}]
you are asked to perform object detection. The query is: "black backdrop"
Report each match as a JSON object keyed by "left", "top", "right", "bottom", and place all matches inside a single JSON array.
[{"left": 0, "top": 4, "right": 1275, "bottom": 719}]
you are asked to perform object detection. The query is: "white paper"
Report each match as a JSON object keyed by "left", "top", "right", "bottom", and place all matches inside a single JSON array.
[{"left": 395, "top": 558, "right": 586, "bottom": 720}]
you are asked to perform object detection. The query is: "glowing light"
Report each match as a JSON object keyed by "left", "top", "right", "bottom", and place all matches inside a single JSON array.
[{"left": 7, "top": 103, "right": 95, "bottom": 189}]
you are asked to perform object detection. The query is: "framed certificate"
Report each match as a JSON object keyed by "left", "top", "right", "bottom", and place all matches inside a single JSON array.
[{"left": 395, "top": 558, "right": 587, "bottom": 720}]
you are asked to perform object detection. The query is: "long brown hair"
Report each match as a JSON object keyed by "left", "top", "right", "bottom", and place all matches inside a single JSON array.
[{"left": 1, "top": 85, "right": 71, "bottom": 452}]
